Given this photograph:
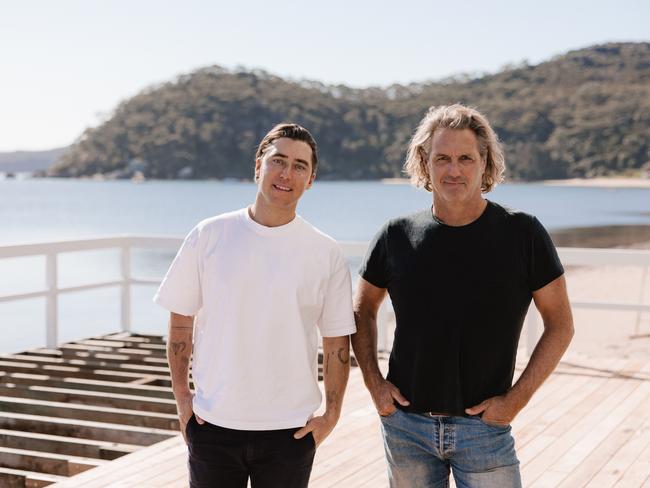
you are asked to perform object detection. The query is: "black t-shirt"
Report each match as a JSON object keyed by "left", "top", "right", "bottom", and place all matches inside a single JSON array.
[{"left": 360, "top": 200, "right": 564, "bottom": 415}]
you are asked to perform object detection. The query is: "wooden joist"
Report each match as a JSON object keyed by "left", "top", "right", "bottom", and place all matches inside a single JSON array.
[
  {"left": 0, "top": 447, "right": 105, "bottom": 476},
  {"left": 0, "top": 372, "right": 174, "bottom": 399},
  {"left": 0, "top": 467, "right": 67, "bottom": 488},
  {"left": 0, "top": 396, "right": 179, "bottom": 430},
  {"left": 0, "top": 412, "right": 177, "bottom": 446},
  {"left": 11, "top": 350, "right": 169, "bottom": 366},
  {"left": 0, "top": 429, "right": 138, "bottom": 460},
  {"left": 0, "top": 383, "right": 177, "bottom": 413},
  {"left": 0, "top": 360, "right": 170, "bottom": 384},
  {"left": 4, "top": 354, "right": 172, "bottom": 375}
]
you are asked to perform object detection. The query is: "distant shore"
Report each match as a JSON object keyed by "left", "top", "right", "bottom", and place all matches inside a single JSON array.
[
  {"left": 382, "top": 176, "right": 650, "bottom": 189},
  {"left": 541, "top": 177, "right": 650, "bottom": 189}
]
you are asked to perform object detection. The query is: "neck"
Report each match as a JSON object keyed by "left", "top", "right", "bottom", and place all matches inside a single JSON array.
[
  {"left": 249, "top": 199, "right": 296, "bottom": 227},
  {"left": 432, "top": 197, "right": 487, "bottom": 226}
]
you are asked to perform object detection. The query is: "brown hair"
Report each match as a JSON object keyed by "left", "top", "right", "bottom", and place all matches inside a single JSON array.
[
  {"left": 403, "top": 104, "right": 505, "bottom": 192},
  {"left": 255, "top": 123, "right": 319, "bottom": 175}
]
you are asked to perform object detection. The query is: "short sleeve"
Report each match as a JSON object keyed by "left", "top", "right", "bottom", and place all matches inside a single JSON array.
[
  {"left": 528, "top": 217, "right": 564, "bottom": 292},
  {"left": 359, "top": 223, "right": 389, "bottom": 289},
  {"left": 318, "top": 248, "right": 356, "bottom": 337},
  {"left": 153, "top": 226, "right": 203, "bottom": 316}
]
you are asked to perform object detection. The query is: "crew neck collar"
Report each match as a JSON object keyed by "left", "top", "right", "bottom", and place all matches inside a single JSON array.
[
  {"left": 430, "top": 200, "right": 492, "bottom": 229},
  {"left": 242, "top": 207, "right": 302, "bottom": 235}
]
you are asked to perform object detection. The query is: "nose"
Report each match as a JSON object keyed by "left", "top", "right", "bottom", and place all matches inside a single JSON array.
[
  {"left": 447, "top": 160, "right": 461, "bottom": 176},
  {"left": 279, "top": 164, "right": 291, "bottom": 179}
]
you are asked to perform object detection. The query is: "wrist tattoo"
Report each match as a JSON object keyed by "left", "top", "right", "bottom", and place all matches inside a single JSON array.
[{"left": 171, "top": 341, "right": 187, "bottom": 356}]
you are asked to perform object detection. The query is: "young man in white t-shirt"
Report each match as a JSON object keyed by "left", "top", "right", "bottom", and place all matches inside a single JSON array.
[{"left": 154, "top": 123, "right": 356, "bottom": 488}]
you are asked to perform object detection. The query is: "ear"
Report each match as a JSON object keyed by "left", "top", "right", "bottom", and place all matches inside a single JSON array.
[
  {"left": 254, "top": 158, "right": 262, "bottom": 181},
  {"left": 306, "top": 171, "right": 316, "bottom": 190}
]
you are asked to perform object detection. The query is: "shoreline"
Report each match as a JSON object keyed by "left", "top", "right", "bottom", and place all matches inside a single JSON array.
[
  {"left": 541, "top": 177, "right": 650, "bottom": 189},
  {"left": 382, "top": 176, "right": 650, "bottom": 189}
]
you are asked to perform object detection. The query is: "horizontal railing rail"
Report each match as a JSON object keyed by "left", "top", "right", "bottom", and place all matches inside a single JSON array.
[{"left": 1, "top": 236, "right": 648, "bottom": 355}]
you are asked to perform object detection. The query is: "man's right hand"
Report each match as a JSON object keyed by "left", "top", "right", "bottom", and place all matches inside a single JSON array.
[
  {"left": 176, "top": 391, "right": 205, "bottom": 444},
  {"left": 368, "top": 377, "right": 410, "bottom": 416}
]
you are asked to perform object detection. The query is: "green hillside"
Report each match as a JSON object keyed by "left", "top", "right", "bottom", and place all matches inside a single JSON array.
[{"left": 49, "top": 42, "right": 650, "bottom": 181}]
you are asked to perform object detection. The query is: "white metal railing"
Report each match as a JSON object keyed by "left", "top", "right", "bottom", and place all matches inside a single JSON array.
[{"left": 1, "top": 237, "right": 649, "bottom": 355}]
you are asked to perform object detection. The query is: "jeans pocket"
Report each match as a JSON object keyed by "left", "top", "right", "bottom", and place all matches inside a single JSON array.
[
  {"left": 379, "top": 408, "right": 400, "bottom": 420},
  {"left": 184, "top": 413, "right": 195, "bottom": 440},
  {"left": 309, "top": 431, "right": 317, "bottom": 450},
  {"left": 476, "top": 416, "right": 510, "bottom": 430}
]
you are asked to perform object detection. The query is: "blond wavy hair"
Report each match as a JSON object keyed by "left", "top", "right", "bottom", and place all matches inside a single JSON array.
[{"left": 403, "top": 104, "right": 505, "bottom": 192}]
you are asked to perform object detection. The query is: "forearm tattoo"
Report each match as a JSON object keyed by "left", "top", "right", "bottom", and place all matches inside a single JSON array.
[
  {"left": 325, "top": 347, "right": 350, "bottom": 374},
  {"left": 171, "top": 341, "right": 187, "bottom": 356},
  {"left": 337, "top": 347, "right": 349, "bottom": 365}
]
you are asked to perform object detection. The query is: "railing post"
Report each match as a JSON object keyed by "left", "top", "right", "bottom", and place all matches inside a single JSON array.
[
  {"left": 45, "top": 252, "right": 58, "bottom": 348},
  {"left": 526, "top": 307, "right": 541, "bottom": 357},
  {"left": 634, "top": 266, "right": 648, "bottom": 336},
  {"left": 121, "top": 241, "right": 131, "bottom": 332}
]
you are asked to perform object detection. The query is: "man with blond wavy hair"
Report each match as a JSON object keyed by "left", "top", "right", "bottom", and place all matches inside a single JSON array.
[{"left": 352, "top": 104, "right": 574, "bottom": 487}]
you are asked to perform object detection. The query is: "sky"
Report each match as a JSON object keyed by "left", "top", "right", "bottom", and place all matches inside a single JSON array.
[{"left": 1, "top": 0, "right": 649, "bottom": 152}]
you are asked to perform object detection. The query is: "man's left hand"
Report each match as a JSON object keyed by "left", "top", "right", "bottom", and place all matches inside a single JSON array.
[
  {"left": 465, "top": 393, "right": 522, "bottom": 426},
  {"left": 293, "top": 412, "right": 338, "bottom": 447}
]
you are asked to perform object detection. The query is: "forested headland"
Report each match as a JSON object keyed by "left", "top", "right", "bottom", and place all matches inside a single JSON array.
[{"left": 48, "top": 42, "right": 650, "bottom": 181}]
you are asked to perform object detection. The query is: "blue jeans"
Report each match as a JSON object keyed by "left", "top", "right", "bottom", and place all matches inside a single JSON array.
[{"left": 380, "top": 409, "right": 522, "bottom": 488}]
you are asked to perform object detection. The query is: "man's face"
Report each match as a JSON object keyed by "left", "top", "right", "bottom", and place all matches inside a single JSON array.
[
  {"left": 254, "top": 137, "right": 315, "bottom": 211},
  {"left": 427, "top": 128, "right": 486, "bottom": 206}
]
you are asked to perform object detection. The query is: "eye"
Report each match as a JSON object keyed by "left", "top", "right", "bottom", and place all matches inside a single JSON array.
[
  {"left": 271, "top": 158, "right": 284, "bottom": 165},
  {"left": 460, "top": 155, "right": 474, "bottom": 164},
  {"left": 295, "top": 164, "right": 308, "bottom": 172},
  {"left": 434, "top": 156, "right": 449, "bottom": 165}
]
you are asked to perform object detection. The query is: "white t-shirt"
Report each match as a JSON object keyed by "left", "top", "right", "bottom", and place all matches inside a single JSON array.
[{"left": 154, "top": 208, "right": 356, "bottom": 430}]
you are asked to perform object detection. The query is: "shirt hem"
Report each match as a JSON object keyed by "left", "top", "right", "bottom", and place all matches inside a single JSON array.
[
  {"left": 193, "top": 405, "right": 311, "bottom": 431},
  {"left": 152, "top": 293, "right": 198, "bottom": 317},
  {"left": 320, "top": 324, "right": 357, "bottom": 337}
]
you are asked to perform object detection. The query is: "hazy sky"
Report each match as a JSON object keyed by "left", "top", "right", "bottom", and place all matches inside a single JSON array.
[{"left": 2, "top": 0, "right": 648, "bottom": 151}]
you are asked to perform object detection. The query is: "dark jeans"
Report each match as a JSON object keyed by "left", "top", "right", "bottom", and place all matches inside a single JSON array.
[{"left": 186, "top": 414, "right": 316, "bottom": 488}]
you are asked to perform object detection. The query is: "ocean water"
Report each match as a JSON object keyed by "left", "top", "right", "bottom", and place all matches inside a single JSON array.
[
  {"left": 1, "top": 179, "right": 649, "bottom": 353},
  {"left": 2, "top": 179, "right": 650, "bottom": 243}
]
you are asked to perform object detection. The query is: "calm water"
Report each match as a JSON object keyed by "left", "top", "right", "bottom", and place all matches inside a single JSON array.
[
  {"left": 2, "top": 179, "right": 650, "bottom": 242},
  {"left": 1, "top": 178, "right": 649, "bottom": 353}
]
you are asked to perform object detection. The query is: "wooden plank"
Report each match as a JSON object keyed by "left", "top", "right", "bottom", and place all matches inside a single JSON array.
[
  {"left": 0, "top": 446, "right": 105, "bottom": 476},
  {"left": 0, "top": 429, "right": 138, "bottom": 460},
  {"left": 60, "top": 344, "right": 157, "bottom": 357},
  {"left": 0, "top": 467, "right": 66, "bottom": 488},
  {"left": 0, "top": 412, "right": 176, "bottom": 446},
  {"left": 48, "top": 436, "right": 183, "bottom": 487},
  {"left": 0, "top": 360, "right": 168, "bottom": 383},
  {"left": 0, "top": 371, "right": 174, "bottom": 399},
  {"left": 586, "top": 401, "right": 650, "bottom": 486},
  {"left": 614, "top": 442, "right": 650, "bottom": 487},
  {"left": 87, "top": 441, "right": 187, "bottom": 488},
  {"left": 523, "top": 375, "right": 650, "bottom": 484},
  {"left": 7, "top": 352, "right": 169, "bottom": 368},
  {"left": 0, "top": 396, "right": 180, "bottom": 430},
  {"left": 0, "top": 383, "right": 177, "bottom": 413},
  {"left": 4, "top": 354, "right": 171, "bottom": 375},
  {"left": 552, "top": 362, "right": 650, "bottom": 487},
  {"left": 102, "top": 332, "right": 166, "bottom": 344},
  {"left": 74, "top": 339, "right": 167, "bottom": 352}
]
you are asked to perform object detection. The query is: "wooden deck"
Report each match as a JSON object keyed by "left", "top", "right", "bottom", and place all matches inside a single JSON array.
[
  {"left": 45, "top": 346, "right": 650, "bottom": 487},
  {"left": 3, "top": 335, "right": 650, "bottom": 487},
  {"left": 0, "top": 333, "right": 180, "bottom": 487}
]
